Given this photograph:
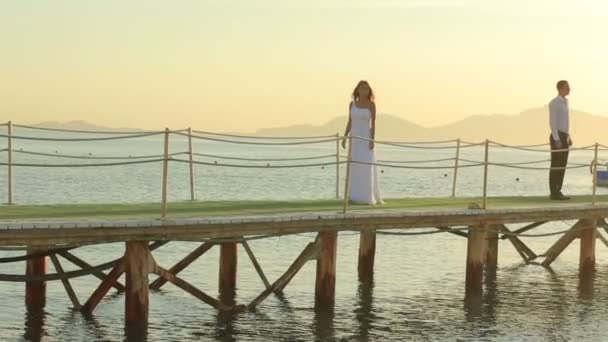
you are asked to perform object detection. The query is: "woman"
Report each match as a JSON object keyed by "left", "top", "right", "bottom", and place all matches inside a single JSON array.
[{"left": 342, "top": 80, "right": 383, "bottom": 205}]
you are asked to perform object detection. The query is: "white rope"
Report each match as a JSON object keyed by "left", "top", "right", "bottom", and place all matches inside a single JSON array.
[
  {"left": 0, "top": 131, "right": 164, "bottom": 142},
  {"left": 376, "top": 157, "right": 456, "bottom": 164},
  {"left": 489, "top": 141, "right": 550, "bottom": 148},
  {"left": 460, "top": 158, "right": 553, "bottom": 166},
  {"left": 487, "top": 162, "right": 588, "bottom": 170},
  {"left": 193, "top": 152, "right": 336, "bottom": 162},
  {"left": 488, "top": 140, "right": 594, "bottom": 153},
  {"left": 12, "top": 124, "right": 166, "bottom": 135},
  {"left": 350, "top": 160, "right": 484, "bottom": 169},
  {"left": 173, "top": 158, "right": 345, "bottom": 169},
  {"left": 0, "top": 159, "right": 163, "bottom": 168},
  {"left": 174, "top": 131, "right": 337, "bottom": 146},
  {"left": 191, "top": 129, "right": 336, "bottom": 140},
  {"left": 11, "top": 149, "right": 187, "bottom": 160}
]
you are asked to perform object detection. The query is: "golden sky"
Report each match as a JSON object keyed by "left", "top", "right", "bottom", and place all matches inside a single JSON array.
[{"left": 1, "top": 0, "right": 606, "bottom": 132}]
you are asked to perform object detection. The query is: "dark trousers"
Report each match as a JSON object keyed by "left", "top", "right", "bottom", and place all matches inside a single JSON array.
[{"left": 549, "top": 131, "right": 570, "bottom": 195}]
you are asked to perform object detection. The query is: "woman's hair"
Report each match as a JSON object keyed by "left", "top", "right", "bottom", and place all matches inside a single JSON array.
[{"left": 352, "top": 80, "right": 374, "bottom": 101}]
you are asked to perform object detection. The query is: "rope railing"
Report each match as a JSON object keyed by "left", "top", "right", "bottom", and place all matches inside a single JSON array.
[
  {"left": 0, "top": 159, "right": 164, "bottom": 168},
  {"left": 193, "top": 152, "right": 336, "bottom": 162},
  {"left": 2, "top": 121, "right": 605, "bottom": 215},
  {"left": 173, "top": 130, "right": 338, "bottom": 146},
  {"left": 11, "top": 149, "right": 188, "bottom": 160},
  {"left": 0, "top": 131, "right": 165, "bottom": 142},
  {"left": 12, "top": 123, "right": 165, "bottom": 135},
  {"left": 192, "top": 129, "right": 336, "bottom": 140}
]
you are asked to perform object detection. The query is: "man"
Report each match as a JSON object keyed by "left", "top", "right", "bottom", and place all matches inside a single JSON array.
[{"left": 549, "top": 80, "right": 572, "bottom": 200}]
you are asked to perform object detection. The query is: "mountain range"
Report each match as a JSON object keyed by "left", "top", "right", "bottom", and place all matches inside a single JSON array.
[{"left": 21, "top": 108, "right": 608, "bottom": 145}]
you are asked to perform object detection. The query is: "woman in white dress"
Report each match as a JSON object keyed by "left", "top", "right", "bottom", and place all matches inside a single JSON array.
[{"left": 341, "top": 80, "right": 383, "bottom": 205}]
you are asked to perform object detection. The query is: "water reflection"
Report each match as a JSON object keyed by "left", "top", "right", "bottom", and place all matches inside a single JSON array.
[
  {"left": 355, "top": 280, "right": 374, "bottom": 342},
  {"left": 23, "top": 308, "right": 46, "bottom": 342}
]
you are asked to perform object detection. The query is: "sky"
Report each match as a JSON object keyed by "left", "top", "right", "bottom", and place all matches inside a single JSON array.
[{"left": 1, "top": 0, "right": 607, "bottom": 131}]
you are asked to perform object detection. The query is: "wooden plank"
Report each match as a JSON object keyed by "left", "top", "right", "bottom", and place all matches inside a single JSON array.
[
  {"left": 50, "top": 254, "right": 81, "bottom": 309},
  {"left": 154, "top": 265, "right": 230, "bottom": 311},
  {"left": 315, "top": 231, "right": 337, "bottom": 308},
  {"left": 81, "top": 260, "right": 125, "bottom": 314},
  {"left": 58, "top": 250, "right": 125, "bottom": 291},
  {"left": 242, "top": 240, "right": 271, "bottom": 289},
  {"left": 149, "top": 242, "right": 212, "bottom": 290},
  {"left": 2, "top": 206, "right": 607, "bottom": 247}
]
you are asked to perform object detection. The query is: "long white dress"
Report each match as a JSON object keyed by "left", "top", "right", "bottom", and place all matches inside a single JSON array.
[{"left": 349, "top": 103, "right": 383, "bottom": 205}]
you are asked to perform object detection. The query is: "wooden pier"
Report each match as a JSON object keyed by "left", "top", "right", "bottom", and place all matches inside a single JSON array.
[
  {"left": 2, "top": 122, "right": 608, "bottom": 335},
  {"left": 2, "top": 197, "right": 608, "bottom": 332}
]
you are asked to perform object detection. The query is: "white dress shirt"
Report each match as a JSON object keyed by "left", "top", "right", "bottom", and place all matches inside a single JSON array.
[{"left": 549, "top": 95, "right": 569, "bottom": 141}]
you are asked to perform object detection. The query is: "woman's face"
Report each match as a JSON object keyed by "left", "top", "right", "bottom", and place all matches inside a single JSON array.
[{"left": 357, "top": 83, "right": 370, "bottom": 98}]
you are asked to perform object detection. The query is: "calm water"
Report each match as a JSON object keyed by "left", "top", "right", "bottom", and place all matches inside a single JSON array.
[{"left": 1, "top": 128, "right": 608, "bottom": 341}]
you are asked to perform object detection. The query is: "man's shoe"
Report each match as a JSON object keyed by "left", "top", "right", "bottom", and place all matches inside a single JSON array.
[
  {"left": 559, "top": 192, "right": 571, "bottom": 200},
  {"left": 550, "top": 193, "right": 568, "bottom": 200}
]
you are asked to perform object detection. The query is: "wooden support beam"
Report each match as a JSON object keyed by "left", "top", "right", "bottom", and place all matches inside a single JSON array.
[
  {"left": 579, "top": 219, "right": 596, "bottom": 275},
  {"left": 242, "top": 240, "right": 271, "bottom": 289},
  {"left": 25, "top": 249, "right": 47, "bottom": 309},
  {"left": 58, "top": 250, "right": 125, "bottom": 291},
  {"left": 466, "top": 225, "right": 486, "bottom": 294},
  {"left": 541, "top": 220, "right": 584, "bottom": 268},
  {"left": 154, "top": 265, "right": 230, "bottom": 311},
  {"left": 49, "top": 254, "right": 81, "bottom": 309},
  {"left": 596, "top": 230, "right": 608, "bottom": 248},
  {"left": 485, "top": 225, "right": 499, "bottom": 270},
  {"left": 81, "top": 260, "right": 125, "bottom": 314},
  {"left": 498, "top": 225, "right": 537, "bottom": 263},
  {"left": 437, "top": 226, "right": 468, "bottom": 238},
  {"left": 248, "top": 241, "right": 319, "bottom": 310},
  {"left": 124, "top": 241, "right": 155, "bottom": 334},
  {"left": 358, "top": 230, "right": 376, "bottom": 282},
  {"left": 315, "top": 231, "right": 338, "bottom": 309},
  {"left": 500, "top": 221, "right": 547, "bottom": 240},
  {"left": 150, "top": 242, "right": 213, "bottom": 290},
  {"left": 219, "top": 243, "right": 238, "bottom": 306}
]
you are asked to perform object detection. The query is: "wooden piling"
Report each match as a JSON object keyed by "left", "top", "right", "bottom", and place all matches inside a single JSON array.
[
  {"left": 124, "top": 242, "right": 154, "bottom": 333},
  {"left": 335, "top": 133, "right": 341, "bottom": 199},
  {"left": 466, "top": 225, "right": 487, "bottom": 294},
  {"left": 358, "top": 230, "right": 376, "bottom": 282},
  {"left": 7, "top": 121, "right": 13, "bottom": 205},
  {"left": 451, "top": 138, "right": 460, "bottom": 198},
  {"left": 25, "top": 250, "right": 47, "bottom": 309},
  {"left": 342, "top": 136, "right": 353, "bottom": 214},
  {"left": 219, "top": 243, "right": 238, "bottom": 306},
  {"left": 579, "top": 219, "right": 596, "bottom": 275},
  {"left": 482, "top": 139, "right": 489, "bottom": 209},
  {"left": 161, "top": 128, "right": 170, "bottom": 218},
  {"left": 315, "top": 231, "right": 337, "bottom": 308},
  {"left": 485, "top": 225, "right": 499, "bottom": 270},
  {"left": 188, "top": 127, "right": 196, "bottom": 201}
]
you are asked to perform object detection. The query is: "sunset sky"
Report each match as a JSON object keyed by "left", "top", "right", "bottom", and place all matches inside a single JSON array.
[{"left": 1, "top": 0, "right": 606, "bottom": 132}]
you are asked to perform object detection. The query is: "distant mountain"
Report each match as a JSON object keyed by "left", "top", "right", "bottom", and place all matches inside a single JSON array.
[
  {"left": 253, "top": 108, "right": 608, "bottom": 145},
  {"left": 27, "top": 108, "right": 608, "bottom": 145}
]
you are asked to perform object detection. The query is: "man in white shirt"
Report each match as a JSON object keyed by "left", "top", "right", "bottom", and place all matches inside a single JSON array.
[{"left": 549, "top": 80, "right": 572, "bottom": 200}]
